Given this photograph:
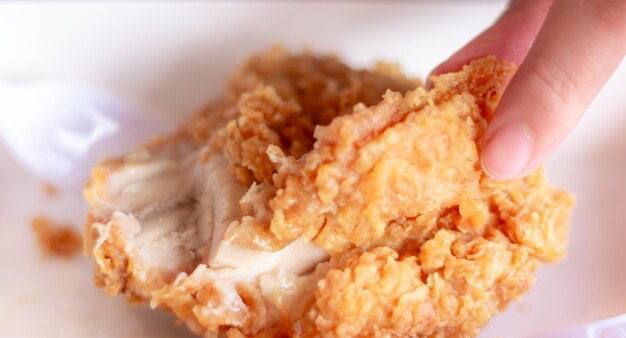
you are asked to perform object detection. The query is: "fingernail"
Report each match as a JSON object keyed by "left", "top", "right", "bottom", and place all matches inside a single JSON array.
[{"left": 481, "top": 123, "right": 533, "bottom": 180}]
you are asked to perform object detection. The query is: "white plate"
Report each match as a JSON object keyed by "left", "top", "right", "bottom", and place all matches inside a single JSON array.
[{"left": 0, "top": 2, "right": 624, "bottom": 337}]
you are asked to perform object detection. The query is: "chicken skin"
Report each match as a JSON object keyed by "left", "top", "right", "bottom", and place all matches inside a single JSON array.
[{"left": 84, "top": 49, "right": 573, "bottom": 338}]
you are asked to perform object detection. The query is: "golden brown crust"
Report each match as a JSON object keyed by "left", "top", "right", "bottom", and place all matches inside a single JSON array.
[{"left": 215, "top": 48, "right": 419, "bottom": 185}]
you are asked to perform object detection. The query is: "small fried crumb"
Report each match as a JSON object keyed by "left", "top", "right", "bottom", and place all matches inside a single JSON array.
[
  {"left": 31, "top": 215, "right": 82, "bottom": 258},
  {"left": 42, "top": 183, "right": 59, "bottom": 198}
]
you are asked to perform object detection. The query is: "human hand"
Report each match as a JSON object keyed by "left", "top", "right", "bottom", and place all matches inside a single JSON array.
[{"left": 431, "top": 0, "right": 626, "bottom": 180}]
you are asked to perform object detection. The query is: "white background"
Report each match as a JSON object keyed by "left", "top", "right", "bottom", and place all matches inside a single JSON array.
[{"left": 0, "top": 2, "right": 625, "bottom": 337}]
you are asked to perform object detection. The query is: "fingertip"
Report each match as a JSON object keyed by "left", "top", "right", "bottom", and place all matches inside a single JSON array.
[{"left": 480, "top": 123, "right": 534, "bottom": 180}]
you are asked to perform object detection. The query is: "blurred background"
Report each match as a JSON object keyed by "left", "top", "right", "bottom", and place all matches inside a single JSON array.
[{"left": 0, "top": 2, "right": 624, "bottom": 338}]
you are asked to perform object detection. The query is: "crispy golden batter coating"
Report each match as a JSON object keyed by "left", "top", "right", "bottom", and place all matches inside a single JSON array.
[
  {"left": 84, "top": 50, "right": 572, "bottom": 338},
  {"left": 214, "top": 49, "right": 419, "bottom": 184}
]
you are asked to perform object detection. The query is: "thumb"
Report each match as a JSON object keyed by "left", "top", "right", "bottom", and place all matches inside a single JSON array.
[{"left": 481, "top": 0, "right": 626, "bottom": 180}]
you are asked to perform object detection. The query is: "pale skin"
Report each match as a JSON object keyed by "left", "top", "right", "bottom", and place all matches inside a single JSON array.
[{"left": 431, "top": 0, "right": 626, "bottom": 180}]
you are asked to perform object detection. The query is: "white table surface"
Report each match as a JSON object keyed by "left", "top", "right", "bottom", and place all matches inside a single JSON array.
[{"left": 0, "top": 2, "right": 625, "bottom": 337}]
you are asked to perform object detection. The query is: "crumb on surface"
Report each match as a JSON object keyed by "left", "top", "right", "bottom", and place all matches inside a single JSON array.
[
  {"left": 31, "top": 215, "right": 82, "bottom": 258},
  {"left": 42, "top": 183, "right": 59, "bottom": 198}
]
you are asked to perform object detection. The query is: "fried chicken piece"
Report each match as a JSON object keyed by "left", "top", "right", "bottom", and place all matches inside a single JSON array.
[{"left": 83, "top": 49, "right": 572, "bottom": 338}]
